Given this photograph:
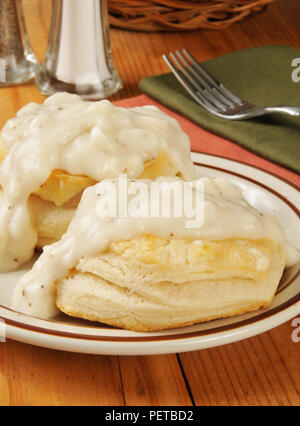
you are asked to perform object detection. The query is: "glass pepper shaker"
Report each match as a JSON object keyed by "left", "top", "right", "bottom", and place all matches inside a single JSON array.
[
  {"left": 36, "top": 0, "right": 123, "bottom": 99},
  {"left": 0, "top": 0, "right": 38, "bottom": 86}
]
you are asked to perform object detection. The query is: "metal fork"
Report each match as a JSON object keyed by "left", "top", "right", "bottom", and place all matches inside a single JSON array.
[{"left": 163, "top": 49, "right": 300, "bottom": 120}]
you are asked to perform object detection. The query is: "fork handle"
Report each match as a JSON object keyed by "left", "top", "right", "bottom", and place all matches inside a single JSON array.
[{"left": 265, "top": 106, "right": 300, "bottom": 117}]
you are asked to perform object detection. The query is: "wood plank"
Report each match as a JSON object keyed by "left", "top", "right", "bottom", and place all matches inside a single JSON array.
[
  {"left": 179, "top": 319, "right": 300, "bottom": 406},
  {"left": 119, "top": 355, "right": 193, "bottom": 406},
  {"left": 0, "top": 341, "right": 124, "bottom": 406},
  {"left": 0, "top": 371, "right": 10, "bottom": 406}
]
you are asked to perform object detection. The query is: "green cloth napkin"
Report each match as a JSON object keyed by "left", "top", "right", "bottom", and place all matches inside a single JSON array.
[{"left": 139, "top": 46, "right": 300, "bottom": 174}]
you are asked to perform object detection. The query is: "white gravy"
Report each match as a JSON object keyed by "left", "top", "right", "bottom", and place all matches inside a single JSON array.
[
  {"left": 0, "top": 93, "right": 196, "bottom": 272},
  {"left": 13, "top": 177, "right": 299, "bottom": 319}
]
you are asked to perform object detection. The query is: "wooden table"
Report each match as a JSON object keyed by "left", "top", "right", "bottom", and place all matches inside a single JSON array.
[{"left": 0, "top": 0, "right": 299, "bottom": 406}]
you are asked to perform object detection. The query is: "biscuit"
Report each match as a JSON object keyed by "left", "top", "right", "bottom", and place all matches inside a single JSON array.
[
  {"left": 56, "top": 237, "right": 285, "bottom": 331},
  {"left": 1, "top": 134, "right": 182, "bottom": 247}
]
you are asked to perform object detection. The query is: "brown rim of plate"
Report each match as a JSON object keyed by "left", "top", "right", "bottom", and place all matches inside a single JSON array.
[
  {"left": 193, "top": 151, "right": 300, "bottom": 191},
  {"left": 0, "top": 157, "right": 299, "bottom": 343}
]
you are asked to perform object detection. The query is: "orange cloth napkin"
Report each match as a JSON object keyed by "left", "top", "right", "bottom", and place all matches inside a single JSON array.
[{"left": 115, "top": 95, "right": 300, "bottom": 187}]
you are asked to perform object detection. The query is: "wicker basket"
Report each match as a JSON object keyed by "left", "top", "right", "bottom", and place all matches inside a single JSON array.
[{"left": 108, "top": 0, "right": 275, "bottom": 32}]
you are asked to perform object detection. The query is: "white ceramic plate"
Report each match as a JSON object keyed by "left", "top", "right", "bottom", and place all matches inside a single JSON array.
[{"left": 0, "top": 152, "right": 299, "bottom": 355}]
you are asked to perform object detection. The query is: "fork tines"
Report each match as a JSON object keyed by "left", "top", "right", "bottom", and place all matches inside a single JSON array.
[{"left": 163, "top": 49, "right": 245, "bottom": 115}]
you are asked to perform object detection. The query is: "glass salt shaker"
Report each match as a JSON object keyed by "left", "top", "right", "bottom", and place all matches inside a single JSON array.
[
  {"left": 0, "top": 0, "right": 38, "bottom": 86},
  {"left": 36, "top": 0, "right": 123, "bottom": 99}
]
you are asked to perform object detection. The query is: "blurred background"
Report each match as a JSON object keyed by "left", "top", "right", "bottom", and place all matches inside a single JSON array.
[{"left": 21, "top": 0, "right": 299, "bottom": 100}]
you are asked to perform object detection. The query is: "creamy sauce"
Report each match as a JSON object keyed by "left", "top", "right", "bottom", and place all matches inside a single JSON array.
[
  {"left": 13, "top": 177, "right": 299, "bottom": 319},
  {"left": 0, "top": 93, "right": 196, "bottom": 272}
]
